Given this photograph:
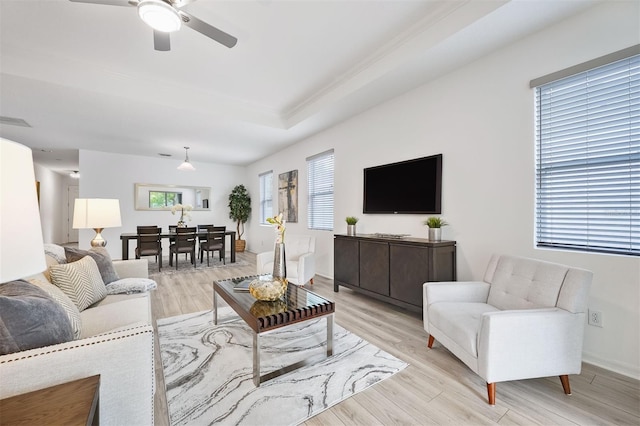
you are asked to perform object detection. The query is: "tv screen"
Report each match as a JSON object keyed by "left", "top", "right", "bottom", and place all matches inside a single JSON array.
[{"left": 363, "top": 154, "right": 442, "bottom": 214}]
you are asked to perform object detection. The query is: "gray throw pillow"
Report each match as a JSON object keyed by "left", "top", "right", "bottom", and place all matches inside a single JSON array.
[
  {"left": 0, "top": 280, "right": 74, "bottom": 355},
  {"left": 65, "top": 247, "right": 120, "bottom": 284}
]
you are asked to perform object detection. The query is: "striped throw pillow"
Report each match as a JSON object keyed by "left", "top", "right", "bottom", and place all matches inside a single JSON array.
[{"left": 49, "top": 256, "right": 107, "bottom": 311}]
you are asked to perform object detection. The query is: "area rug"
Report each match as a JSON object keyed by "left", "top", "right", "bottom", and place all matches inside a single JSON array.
[
  {"left": 148, "top": 256, "right": 249, "bottom": 277},
  {"left": 157, "top": 309, "right": 408, "bottom": 426}
]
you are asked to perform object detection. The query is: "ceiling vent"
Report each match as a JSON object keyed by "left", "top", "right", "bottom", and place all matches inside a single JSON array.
[{"left": 0, "top": 116, "right": 31, "bottom": 127}]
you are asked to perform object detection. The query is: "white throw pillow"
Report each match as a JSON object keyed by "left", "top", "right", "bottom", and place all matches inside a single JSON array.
[
  {"left": 105, "top": 278, "right": 157, "bottom": 295},
  {"left": 49, "top": 256, "right": 107, "bottom": 311}
]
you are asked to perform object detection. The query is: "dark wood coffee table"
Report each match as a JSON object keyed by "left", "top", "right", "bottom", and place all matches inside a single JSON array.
[{"left": 213, "top": 275, "right": 335, "bottom": 386}]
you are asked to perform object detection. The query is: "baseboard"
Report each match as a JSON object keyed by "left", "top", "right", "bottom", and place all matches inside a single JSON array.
[{"left": 583, "top": 351, "right": 640, "bottom": 380}]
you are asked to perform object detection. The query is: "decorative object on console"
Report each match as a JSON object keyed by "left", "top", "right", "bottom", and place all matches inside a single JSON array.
[
  {"left": 345, "top": 216, "right": 359, "bottom": 236},
  {"left": 73, "top": 198, "right": 122, "bottom": 247},
  {"left": 171, "top": 203, "right": 192, "bottom": 227},
  {"left": 177, "top": 146, "right": 195, "bottom": 171},
  {"left": 424, "top": 216, "right": 448, "bottom": 242},
  {"left": 228, "top": 184, "right": 251, "bottom": 252},
  {"left": 0, "top": 139, "right": 46, "bottom": 283}
]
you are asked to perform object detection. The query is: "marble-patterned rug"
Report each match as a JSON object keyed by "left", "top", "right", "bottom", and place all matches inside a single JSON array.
[{"left": 157, "top": 309, "right": 408, "bottom": 426}]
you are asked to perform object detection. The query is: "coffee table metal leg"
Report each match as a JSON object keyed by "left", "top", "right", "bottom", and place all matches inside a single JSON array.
[
  {"left": 327, "top": 314, "right": 334, "bottom": 356},
  {"left": 213, "top": 288, "right": 218, "bottom": 325},
  {"left": 253, "top": 332, "right": 261, "bottom": 387}
]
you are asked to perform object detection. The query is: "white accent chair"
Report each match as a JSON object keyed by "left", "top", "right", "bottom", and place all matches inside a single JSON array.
[
  {"left": 257, "top": 234, "right": 316, "bottom": 286},
  {"left": 423, "top": 254, "right": 593, "bottom": 405}
]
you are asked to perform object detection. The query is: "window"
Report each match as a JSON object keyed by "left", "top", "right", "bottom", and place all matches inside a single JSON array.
[
  {"left": 149, "top": 191, "right": 182, "bottom": 208},
  {"left": 259, "top": 171, "right": 273, "bottom": 224},
  {"left": 533, "top": 48, "right": 639, "bottom": 256},
  {"left": 307, "top": 150, "right": 334, "bottom": 231}
]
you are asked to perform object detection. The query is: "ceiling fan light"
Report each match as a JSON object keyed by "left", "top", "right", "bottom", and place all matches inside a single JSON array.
[{"left": 138, "top": 0, "right": 181, "bottom": 33}]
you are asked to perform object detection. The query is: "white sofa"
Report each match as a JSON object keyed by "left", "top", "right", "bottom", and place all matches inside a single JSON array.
[
  {"left": 0, "top": 251, "right": 156, "bottom": 425},
  {"left": 423, "top": 254, "right": 593, "bottom": 405},
  {"left": 257, "top": 234, "right": 316, "bottom": 286}
]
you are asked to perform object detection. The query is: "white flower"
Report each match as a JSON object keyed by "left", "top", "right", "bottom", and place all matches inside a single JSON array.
[{"left": 170, "top": 204, "right": 193, "bottom": 221}]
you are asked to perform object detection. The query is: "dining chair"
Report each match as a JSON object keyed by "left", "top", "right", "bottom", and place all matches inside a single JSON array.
[
  {"left": 135, "top": 226, "right": 162, "bottom": 271},
  {"left": 197, "top": 224, "right": 214, "bottom": 247},
  {"left": 199, "top": 226, "right": 225, "bottom": 266},
  {"left": 169, "top": 227, "right": 197, "bottom": 269}
]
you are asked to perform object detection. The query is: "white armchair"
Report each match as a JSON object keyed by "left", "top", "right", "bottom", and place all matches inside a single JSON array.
[
  {"left": 257, "top": 234, "right": 316, "bottom": 286},
  {"left": 423, "top": 254, "right": 593, "bottom": 405}
]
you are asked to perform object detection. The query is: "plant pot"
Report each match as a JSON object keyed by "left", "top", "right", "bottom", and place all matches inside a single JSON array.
[
  {"left": 428, "top": 227, "right": 441, "bottom": 242},
  {"left": 347, "top": 224, "right": 356, "bottom": 236},
  {"left": 235, "top": 239, "right": 246, "bottom": 252}
]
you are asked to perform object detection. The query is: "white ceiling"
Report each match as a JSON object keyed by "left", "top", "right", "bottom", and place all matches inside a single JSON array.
[{"left": 0, "top": 0, "right": 600, "bottom": 174}]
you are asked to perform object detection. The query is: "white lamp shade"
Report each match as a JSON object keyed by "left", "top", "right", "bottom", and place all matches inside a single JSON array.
[
  {"left": 73, "top": 199, "right": 122, "bottom": 229},
  {"left": 0, "top": 139, "right": 46, "bottom": 283}
]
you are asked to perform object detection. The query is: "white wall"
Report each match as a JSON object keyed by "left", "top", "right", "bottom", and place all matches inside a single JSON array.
[
  {"left": 246, "top": 1, "right": 640, "bottom": 378},
  {"left": 78, "top": 150, "right": 247, "bottom": 259},
  {"left": 33, "top": 163, "right": 65, "bottom": 244}
]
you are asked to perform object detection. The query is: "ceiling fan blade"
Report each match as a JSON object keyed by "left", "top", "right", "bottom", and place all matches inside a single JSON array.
[
  {"left": 69, "top": 0, "right": 133, "bottom": 6},
  {"left": 154, "top": 30, "right": 171, "bottom": 51},
  {"left": 178, "top": 11, "right": 237, "bottom": 48}
]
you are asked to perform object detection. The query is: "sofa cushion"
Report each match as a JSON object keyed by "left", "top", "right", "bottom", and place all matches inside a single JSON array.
[
  {"left": 0, "top": 280, "right": 74, "bottom": 355},
  {"left": 105, "top": 278, "right": 157, "bottom": 295},
  {"left": 487, "top": 256, "right": 569, "bottom": 310},
  {"left": 429, "top": 302, "right": 500, "bottom": 357},
  {"left": 79, "top": 296, "right": 151, "bottom": 338},
  {"left": 49, "top": 256, "right": 107, "bottom": 311},
  {"left": 65, "top": 247, "right": 120, "bottom": 284}
]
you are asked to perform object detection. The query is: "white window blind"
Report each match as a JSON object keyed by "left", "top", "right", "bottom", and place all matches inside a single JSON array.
[
  {"left": 307, "top": 150, "right": 334, "bottom": 231},
  {"left": 534, "top": 53, "right": 639, "bottom": 256},
  {"left": 259, "top": 171, "right": 273, "bottom": 224}
]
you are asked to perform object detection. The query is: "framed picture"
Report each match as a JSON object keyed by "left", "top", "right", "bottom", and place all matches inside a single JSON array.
[{"left": 278, "top": 170, "right": 298, "bottom": 223}]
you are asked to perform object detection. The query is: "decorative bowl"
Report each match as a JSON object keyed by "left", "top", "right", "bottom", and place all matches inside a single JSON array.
[{"left": 248, "top": 277, "right": 288, "bottom": 301}]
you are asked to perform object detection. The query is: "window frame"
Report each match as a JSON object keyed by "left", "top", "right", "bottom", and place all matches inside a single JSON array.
[
  {"left": 532, "top": 47, "right": 639, "bottom": 257},
  {"left": 259, "top": 171, "right": 273, "bottom": 224},
  {"left": 307, "top": 150, "right": 335, "bottom": 231}
]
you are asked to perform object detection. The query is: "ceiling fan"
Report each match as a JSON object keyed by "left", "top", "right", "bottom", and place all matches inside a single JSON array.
[{"left": 69, "top": 0, "right": 237, "bottom": 51}]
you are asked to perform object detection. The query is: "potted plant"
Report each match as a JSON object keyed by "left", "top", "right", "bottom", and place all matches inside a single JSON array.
[
  {"left": 346, "top": 216, "right": 359, "bottom": 236},
  {"left": 228, "top": 184, "right": 251, "bottom": 252},
  {"left": 423, "top": 216, "right": 448, "bottom": 242}
]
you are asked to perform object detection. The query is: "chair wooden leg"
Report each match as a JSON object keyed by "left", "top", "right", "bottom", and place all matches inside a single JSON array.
[
  {"left": 559, "top": 375, "right": 571, "bottom": 395},
  {"left": 487, "top": 383, "right": 496, "bottom": 405},
  {"left": 427, "top": 335, "right": 435, "bottom": 348}
]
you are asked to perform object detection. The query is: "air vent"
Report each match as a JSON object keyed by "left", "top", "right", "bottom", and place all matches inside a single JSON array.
[
  {"left": 0, "top": 116, "right": 31, "bottom": 127},
  {"left": 159, "top": 153, "right": 172, "bottom": 157}
]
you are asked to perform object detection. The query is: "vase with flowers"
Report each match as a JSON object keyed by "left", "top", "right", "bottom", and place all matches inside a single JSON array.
[
  {"left": 171, "top": 204, "right": 193, "bottom": 228},
  {"left": 249, "top": 212, "right": 288, "bottom": 301}
]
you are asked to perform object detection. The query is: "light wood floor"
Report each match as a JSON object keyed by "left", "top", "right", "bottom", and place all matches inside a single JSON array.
[{"left": 150, "top": 252, "right": 640, "bottom": 425}]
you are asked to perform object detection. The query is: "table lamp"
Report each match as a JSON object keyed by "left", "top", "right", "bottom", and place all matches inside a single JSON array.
[
  {"left": 0, "top": 139, "right": 46, "bottom": 283},
  {"left": 73, "top": 199, "right": 122, "bottom": 247}
]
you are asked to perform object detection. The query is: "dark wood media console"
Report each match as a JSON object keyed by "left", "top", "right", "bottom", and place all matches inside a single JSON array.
[{"left": 334, "top": 234, "right": 456, "bottom": 313}]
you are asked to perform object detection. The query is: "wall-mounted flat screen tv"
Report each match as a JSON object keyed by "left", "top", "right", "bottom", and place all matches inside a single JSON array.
[{"left": 363, "top": 154, "right": 442, "bottom": 214}]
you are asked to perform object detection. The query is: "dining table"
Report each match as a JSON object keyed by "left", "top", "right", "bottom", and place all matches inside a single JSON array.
[{"left": 120, "top": 230, "right": 237, "bottom": 263}]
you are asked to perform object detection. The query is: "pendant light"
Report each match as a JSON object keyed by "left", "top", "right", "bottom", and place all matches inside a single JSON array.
[{"left": 177, "top": 146, "right": 195, "bottom": 171}]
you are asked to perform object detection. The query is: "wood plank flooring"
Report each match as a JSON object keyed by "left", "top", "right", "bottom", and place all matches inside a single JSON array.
[{"left": 150, "top": 252, "right": 640, "bottom": 425}]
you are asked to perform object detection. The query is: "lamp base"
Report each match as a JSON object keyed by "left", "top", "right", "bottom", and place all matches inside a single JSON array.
[{"left": 91, "top": 228, "right": 107, "bottom": 247}]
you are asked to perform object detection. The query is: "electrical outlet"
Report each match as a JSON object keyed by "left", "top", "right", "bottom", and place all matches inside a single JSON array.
[{"left": 588, "top": 309, "right": 603, "bottom": 327}]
